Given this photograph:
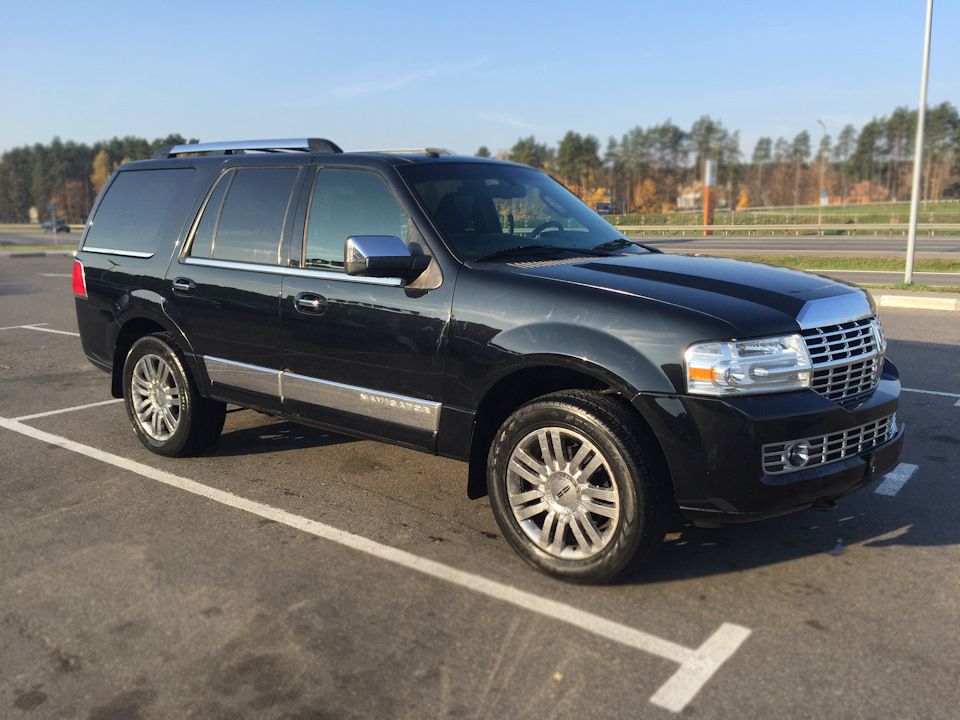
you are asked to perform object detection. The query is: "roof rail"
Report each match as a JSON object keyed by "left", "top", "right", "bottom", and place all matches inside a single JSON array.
[
  {"left": 366, "top": 147, "right": 454, "bottom": 158},
  {"left": 152, "top": 138, "right": 343, "bottom": 159}
]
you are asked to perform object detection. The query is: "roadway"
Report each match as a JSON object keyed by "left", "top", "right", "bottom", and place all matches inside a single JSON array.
[
  {"left": 635, "top": 234, "right": 960, "bottom": 287},
  {"left": 3, "top": 227, "right": 958, "bottom": 287},
  {"left": 1, "top": 255, "right": 958, "bottom": 719},
  {"left": 2, "top": 229, "right": 959, "bottom": 256},
  {"left": 635, "top": 233, "right": 960, "bottom": 257}
]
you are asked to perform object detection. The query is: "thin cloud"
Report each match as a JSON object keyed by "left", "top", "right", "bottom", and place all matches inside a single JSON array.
[
  {"left": 335, "top": 72, "right": 430, "bottom": 97},
  {"left": 335, "top": 56, "right": 487, "bottom": 98},
  {"left": 480, "top": 113, "right": 551, "bottom": 133}
]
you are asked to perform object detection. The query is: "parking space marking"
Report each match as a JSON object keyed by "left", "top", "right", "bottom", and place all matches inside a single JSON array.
[
  {"left": 875, "top": 463, "right": 919, "bottom": 497},
  {"left": 0, "top": 323, "right": 79, "bottom": 337},
  {"left": 0, "top": 411, "right": 750, "bottom": 713},
  {"left": 14, "top": 398, "right": 123, "bottom": 422},
  {"left": 901, "top": 387, "right": 960, "bottom": 407}
]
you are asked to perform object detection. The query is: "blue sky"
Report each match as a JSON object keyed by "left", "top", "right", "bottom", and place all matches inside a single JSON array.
[{"left": 1, "top": 1, "right": 957, "bottom": 158}]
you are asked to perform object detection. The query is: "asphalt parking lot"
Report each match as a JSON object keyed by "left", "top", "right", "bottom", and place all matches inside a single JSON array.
[{"left": 1, "top": 255, "right": 958, "bottom": 719}]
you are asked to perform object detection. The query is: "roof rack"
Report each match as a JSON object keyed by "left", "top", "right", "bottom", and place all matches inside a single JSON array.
[
  {"left": 365, "top": 148, "right": 454, "bottom": 158},
  {"left": 152, "top": 138, "right": 343, "bottom": 159}
]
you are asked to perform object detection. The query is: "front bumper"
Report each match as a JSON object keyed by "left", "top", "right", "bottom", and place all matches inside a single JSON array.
[{"left": 635, "top": 359, "right": 903, "bottom": 523}]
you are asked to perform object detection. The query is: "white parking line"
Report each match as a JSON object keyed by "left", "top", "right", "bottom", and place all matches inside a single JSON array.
[
  {"left": 0, "top": 410, "right": 749, "bottom": 713},
  {"left": 0, "top": 323, "right": 79, "bottom": 337},
  {"left": 901, "top": 387, "right": 960, "bottom": 407},
  {"left": 14, "top": 398, "right": 123, "bottom": 421},
  {"left": 875, "top": 463, "right": 919, "bottom": 497}
]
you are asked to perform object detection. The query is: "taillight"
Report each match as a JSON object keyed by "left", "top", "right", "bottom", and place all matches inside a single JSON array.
[{"left": 72, "top": 259, "right": 87, "bottom": 297}]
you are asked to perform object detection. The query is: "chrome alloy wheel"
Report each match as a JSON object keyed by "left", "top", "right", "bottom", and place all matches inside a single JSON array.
[
  {"left": 130, "top": 353, "right": 183, "bottom": 441},
  {"left": 506, "top": 427, "right": 620, "bottom": 559}
]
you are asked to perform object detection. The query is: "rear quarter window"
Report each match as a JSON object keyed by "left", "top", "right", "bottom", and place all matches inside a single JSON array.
[{"left": 83, "top": 168, "right": 196, "bottom": 255}]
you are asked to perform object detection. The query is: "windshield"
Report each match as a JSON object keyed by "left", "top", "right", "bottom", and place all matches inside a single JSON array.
[{"left": 399, "top": 162, "right": 637, "bottom": 262}]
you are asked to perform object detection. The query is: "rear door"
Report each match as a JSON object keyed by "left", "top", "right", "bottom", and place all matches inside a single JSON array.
[
  {"left": 165, "top": 162, "right": 307, "bottom": 411},
  {"left": 279, "top": 166, "right": 452, "bottom": 450}
]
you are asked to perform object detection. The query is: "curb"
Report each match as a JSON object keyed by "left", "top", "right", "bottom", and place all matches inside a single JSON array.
[
  {"left": 0, "top": 250, "right": 76, "bottom": 259},
  {"left": 874, "top": 294, "right": 960, "bottom": 312}
]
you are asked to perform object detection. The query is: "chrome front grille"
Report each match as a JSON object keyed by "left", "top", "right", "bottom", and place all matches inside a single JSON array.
[
  {"left": 763, "top": 413, "right": 897, "bottom": 475},
  {"left": 802, "top": 317, "right": 883, "bottom": 407}
]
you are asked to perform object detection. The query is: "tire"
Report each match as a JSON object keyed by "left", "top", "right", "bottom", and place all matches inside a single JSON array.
[
  {"left": 487, "top": 390, "right": 667, "bottom": 583},
  {"left": 122, "top": 333, "right": 226, "bottom": 457}
]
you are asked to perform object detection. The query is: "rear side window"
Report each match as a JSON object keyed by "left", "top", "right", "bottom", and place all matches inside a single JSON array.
[
  {"left": 189, "top": 167, "right": 299, "bottom": 265},
  {"left": 84, "top": 168, "right": 195, "bottom": 255}
]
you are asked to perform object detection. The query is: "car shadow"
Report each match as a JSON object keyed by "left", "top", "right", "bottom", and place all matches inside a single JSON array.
[{"left": 203, "top": 414, "right": 356, "bottom": 458}]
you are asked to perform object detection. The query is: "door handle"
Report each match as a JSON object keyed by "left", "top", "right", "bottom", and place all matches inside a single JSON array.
[
  {"left": 295, "top": 292, "right": 327, "bottom": 314},
  {"left": 172, "top": 277, "right": 195, "bottom": 294}
]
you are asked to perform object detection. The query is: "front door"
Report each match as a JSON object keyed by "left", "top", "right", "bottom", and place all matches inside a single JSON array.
[{"left": 279, "top": 167, "right": 451, "bottom": 450}]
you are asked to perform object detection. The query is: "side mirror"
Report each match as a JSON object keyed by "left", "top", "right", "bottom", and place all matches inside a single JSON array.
[{"left": 344, "top": 236, "right": 430, "bottom": 281}]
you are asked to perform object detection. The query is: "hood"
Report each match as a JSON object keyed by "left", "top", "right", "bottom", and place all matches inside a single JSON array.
[{"left": 509, "top": 252, "right": 865, "bottom": 336}]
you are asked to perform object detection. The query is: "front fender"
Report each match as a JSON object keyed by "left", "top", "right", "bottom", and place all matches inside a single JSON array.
[{"left": 489, "top": 322, "right": 674, "bottom": 396}]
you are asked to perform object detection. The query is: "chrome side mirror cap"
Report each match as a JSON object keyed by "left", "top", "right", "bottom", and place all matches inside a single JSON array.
[{"left": 344, "top": 236, "right": 430, "bottom": 281}]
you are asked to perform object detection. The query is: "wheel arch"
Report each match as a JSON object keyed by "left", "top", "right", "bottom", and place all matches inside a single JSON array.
[
  {"left": 465, "top": 358, "right": 671, "bottom": 500},
  {"left": 110, "top": 315, "right": 196, "bottom": 398}
]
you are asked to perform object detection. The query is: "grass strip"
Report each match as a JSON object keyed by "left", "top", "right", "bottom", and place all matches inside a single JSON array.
[
  {"left": 729, "top": 256, "right": 960, "bottom": 273},
  {"left": 859, "top": 283, "right": 959, "bottom": 293}
]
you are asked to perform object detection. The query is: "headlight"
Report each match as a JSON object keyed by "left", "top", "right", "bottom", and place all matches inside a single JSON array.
[{"left": 685, "top": 334, "right": 812, "bottom": 396}]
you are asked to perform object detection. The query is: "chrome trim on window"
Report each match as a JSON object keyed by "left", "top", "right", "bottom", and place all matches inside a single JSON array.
[
  {"left": 201, "top": 356, "right": 439, "bottom": 433},
  {"left": 81, "top": 247, "right": 155, "bottom": 259},
  {"left": 184, "top": 257, "right": 282, "bottom": 273},
  {"left": 284, "top": 267, "right": 402, "bottom": 286},
  {"left": 182, "top": 257, "right": 402, "bottom": 285}
]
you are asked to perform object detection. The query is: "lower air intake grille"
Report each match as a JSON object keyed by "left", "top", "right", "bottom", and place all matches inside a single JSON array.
[{"left": 763, "top": 413, "right": 897, "bottom": 475}]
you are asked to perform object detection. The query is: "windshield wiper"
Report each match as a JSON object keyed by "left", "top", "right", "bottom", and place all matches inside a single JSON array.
[
  {"left": 592, "top": 237, "right": 662, "bottom": 254},
  {"left": 473, "top": 244, "right": 614, "bottom": 263},
  {"left": 593, "top": 237, "right": 663, "bottom": 253}
]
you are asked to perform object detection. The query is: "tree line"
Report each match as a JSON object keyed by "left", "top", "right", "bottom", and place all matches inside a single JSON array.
[
  {"left": 1, "top": 103, "right": 957, "bottom": 224},
  {"left": 0, "top": 134, "right": 195, "bottom": 223},
  {"left": 477, "top": 102, "right": 959, "bottom": 214}
]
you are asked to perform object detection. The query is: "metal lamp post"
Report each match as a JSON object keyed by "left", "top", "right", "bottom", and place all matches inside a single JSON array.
[
  {"left": 817, "top": 119, "right": 827, "bottom": 228},
  {"left": 905, "top": 0, "right": 934, "bottom": 284}
]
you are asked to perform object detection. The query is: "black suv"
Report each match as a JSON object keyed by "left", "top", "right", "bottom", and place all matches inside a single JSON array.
[{"left": 73, "top": 138, "right": 903, "bottom": 582}]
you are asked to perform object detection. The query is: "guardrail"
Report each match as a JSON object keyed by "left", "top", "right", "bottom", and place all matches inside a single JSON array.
[
  {"left": 613, "top": 223, "right": 958, "bottom": 237},
  {"left": 0, "top": 223, "right": 84, "bottom": 233}
]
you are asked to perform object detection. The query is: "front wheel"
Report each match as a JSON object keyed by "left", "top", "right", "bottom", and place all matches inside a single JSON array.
[
  {"left": 487, "top": 390, "right": 667, "bottom": 583},
  {"left": 122, "top": 334, "right": 225, "bottom": 457}
]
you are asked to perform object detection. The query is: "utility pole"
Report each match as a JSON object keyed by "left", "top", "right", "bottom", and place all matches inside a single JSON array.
[
  {"left": 905, "top": 0, "right": 934, "bottom": 284},
  {"left": 817, "top": 119, "right": 827, "bottom": 228}
]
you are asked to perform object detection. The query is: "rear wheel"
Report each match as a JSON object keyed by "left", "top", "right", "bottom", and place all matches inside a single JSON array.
[
  {"left": 122, "top": 334, "right": 225, "bottom": 457},
  {"left": 487, "top": 390, "right": 667, "bottom": 583}
]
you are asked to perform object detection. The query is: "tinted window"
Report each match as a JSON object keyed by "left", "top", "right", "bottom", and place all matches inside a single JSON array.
[
  {"left": 85, "top": 168, "right": 195, "bottom": 254},
  {"left": 400, "top": 162, "right": 624, "bottom": 261},
  {"left": 207, "top": 167, "right": 299, "bottom": 265},
  {"left": 188, "top": 170, "right": 232, "bottom": 260},
  {"left": 303, "top": 169, "right": 408, "bottom": 271}
]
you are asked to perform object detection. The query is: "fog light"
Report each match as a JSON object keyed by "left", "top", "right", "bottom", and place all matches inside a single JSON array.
[{"left": 784, "top": 441, "right": 810, "bottom": 468}]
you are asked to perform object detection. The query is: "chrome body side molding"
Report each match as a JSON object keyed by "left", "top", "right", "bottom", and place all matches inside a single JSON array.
[{"left": 202, "top": 356, "right": 440, "bottom": 433}]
